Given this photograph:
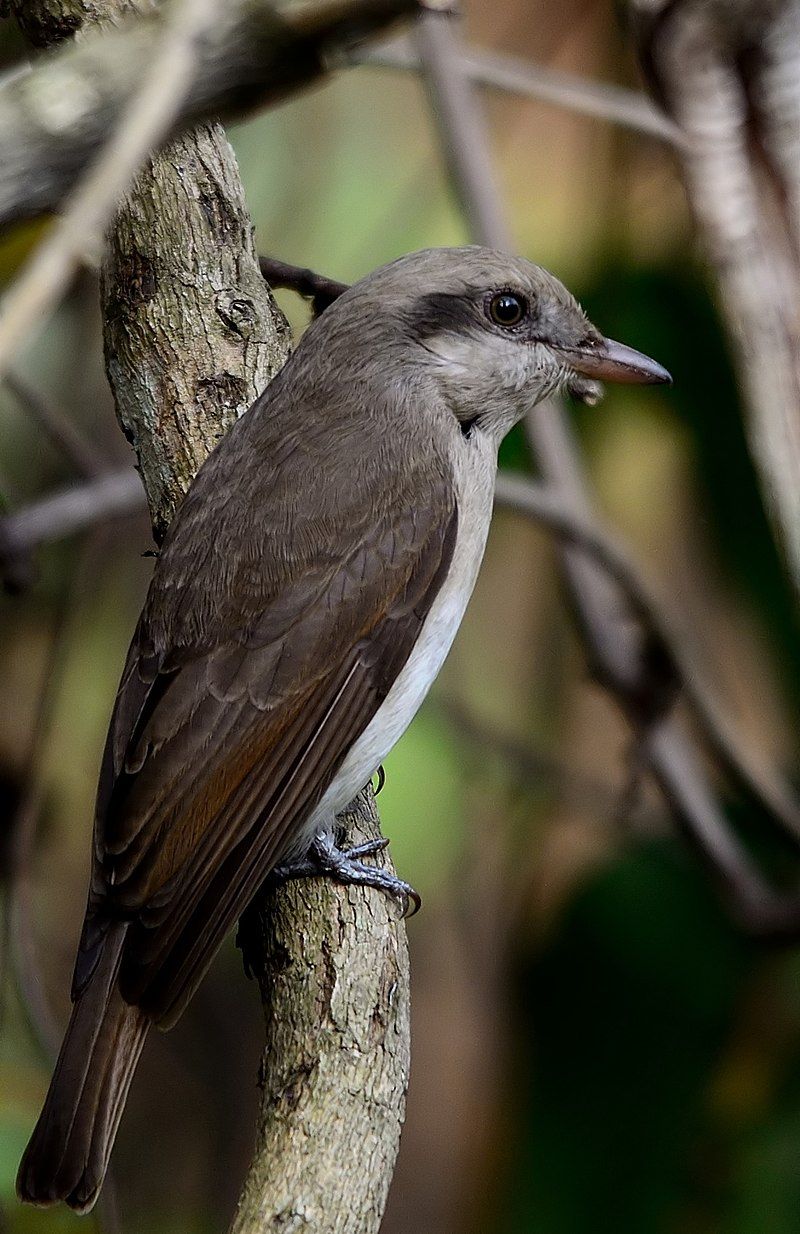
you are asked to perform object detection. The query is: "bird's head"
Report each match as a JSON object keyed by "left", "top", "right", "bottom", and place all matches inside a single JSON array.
[{"left": 324, "top": 246, "right": 671, "bottom": 441}]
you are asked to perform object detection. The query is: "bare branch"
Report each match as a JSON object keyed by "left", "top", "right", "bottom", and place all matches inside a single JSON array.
[
  {"left": 0, "top": 0, "right": 426, "bottom": 231},
  {"left": 3, "top": 372, "right": 109, "bottom": 478},
  {"left": 5, "top": 537, "right": 110, "bottom": 1061},
  {"left": 438, "top": 694, "right": 658, "bottom": 824},
  {"left": 3, "top": 533, "right": 124, "bottom": 1234},
  {"left": 359, "top": 35, "right": 682, "bottom": 144},
  {"left": 0, "top": 0, "right": 260, "bottom": 385},
  {"left": 1, "top": 469, "right": 143, "bottom": 559},
  {"left": 644, "top": 718, "right": 800, "bottom": 942},
  {"left": 414, "top": 10, "right": 513, "bottom": 249},
  {"left": 259, "top": 255, "right": 349, "bottom": 315},
  {"left": 230, "top": 819, "right": 410, "bottom": 1234},
  {"left": 495, "top": 472, "right": 800, "bottom": 849}
]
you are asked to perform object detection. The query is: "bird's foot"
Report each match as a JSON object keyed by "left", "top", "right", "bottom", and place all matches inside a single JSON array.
[{"left": 270, "top": 831, "right": 421, "bottom": 917}]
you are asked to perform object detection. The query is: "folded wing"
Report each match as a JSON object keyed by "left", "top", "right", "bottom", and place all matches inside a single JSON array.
[{"left": 74, "top": 453, "right": 457, "bottom": 1028}]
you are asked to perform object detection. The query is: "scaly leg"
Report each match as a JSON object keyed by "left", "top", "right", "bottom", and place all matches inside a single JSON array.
[{"left": 270, "top": 830, "right": 421, "bottom": 917}]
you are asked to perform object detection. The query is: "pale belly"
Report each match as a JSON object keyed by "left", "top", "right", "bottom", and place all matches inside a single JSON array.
[{"left": 300, "top": 430, "right": 498, "bottom": 846}]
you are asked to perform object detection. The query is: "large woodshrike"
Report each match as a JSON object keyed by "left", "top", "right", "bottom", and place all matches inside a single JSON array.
[{"left": 18, "top": 246, "right": 670, "bottom": 1210}]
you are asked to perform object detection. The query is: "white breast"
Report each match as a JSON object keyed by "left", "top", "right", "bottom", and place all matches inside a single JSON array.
[{"left": 303, "top": 430, "right": 497, "bottom": 842}]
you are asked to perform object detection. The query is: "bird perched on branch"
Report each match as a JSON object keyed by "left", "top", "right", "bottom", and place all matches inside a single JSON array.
[{"left": 18, "top": 245, "right": 670, "bottom": 1211}]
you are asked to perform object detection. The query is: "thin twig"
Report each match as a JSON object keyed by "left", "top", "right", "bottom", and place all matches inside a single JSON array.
[
  {"left": 3, "top": 530, "right": 124, "bottom": 1233},
  {"left": 259, "top": 256, "right": 349, "bottom": 316},
  {"left": 5, "top": 544, "right": 94, "bottom": 1060},
  {"left": 358, "top": 35, "right": 682, "bottom": 145},
  {"left": 0, "top": 0, "right": 220, "bottom": 383},
  {"left": 0, "top": 461, "right": 35, "bottom": 593},
  {"left": 643, "top": 718, "right": 800, "bottom": 942},
  {"left": 438, "top": 695, "right": 663, "bottom": 826},
  {"left": 0, "top": 470, "right": 144, "bottom": 595},
  {"left": 3, "top": 371, "right": 109, "bottom": 478}
]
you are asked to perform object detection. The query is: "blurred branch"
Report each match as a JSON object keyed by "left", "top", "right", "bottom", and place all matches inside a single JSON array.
[
  {"left": 1, "top": 470, "right": 143, "bottom": 571},
  {"left": 0, "top": 0, "right": 224, "bottom": 384},
  {"left": 495, "top": 473, "right": 800, "bottom": 849},
  {"left": 415, "top": 9, "right": 513, "bottom": 249},
  {"left": 628, "top": 0, "right": 800, "bottom": 597},
  {"left": 2, "top": 373, "right": 109, "bottom": 479},
  {"left": 4, "top": 537, "right": 109, "bottom": 1059},
  {"left": 525, "top": 370, "right": 800, "bottom": 943},
  {"left": 438, "top": 695, "right": 660, "bottom": 826},
  {"left": 358, "top": 35, "right": 682, "bottom": 144},
  {"left": 4, "top": 605, "right": 68, "bottom": 1065},
  {"left": 0, "top": 0, "right": 425, "bottom": 230},
  {"left": 414, "top": 5, "right": 800, "bottom": 940},
  {"left": 1, "top": 531, "right": 123, "bottom": 1234}
]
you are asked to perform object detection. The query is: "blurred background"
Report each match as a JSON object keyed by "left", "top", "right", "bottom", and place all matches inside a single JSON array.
[{"left": 3, "top": 0, "right": 800, "bottom": 1231}]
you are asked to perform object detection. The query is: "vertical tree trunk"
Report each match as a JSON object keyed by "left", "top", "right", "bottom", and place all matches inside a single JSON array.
[{"left": 11, "top": 3, "right": 413, "bottom": 1229}]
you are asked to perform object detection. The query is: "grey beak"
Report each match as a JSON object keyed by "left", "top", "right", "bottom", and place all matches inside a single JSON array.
[{"left": 552, "top": 337, "right": 672, "bottom": 386}]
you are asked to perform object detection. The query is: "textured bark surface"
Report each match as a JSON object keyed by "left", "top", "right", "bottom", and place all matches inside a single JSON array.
[
  {"left": 630, "top": 0, "right": 800, "bottom": 596},
  {"left": 9, "top": 0, "right": 143, "bottom": 45},
  {"left": 101, "top": 122, "right": 293, "bottom": 537},
  {"left": 232, "top": 796, "right": 411, "bottom": 1234},
  {"left": 12, "top": 1, "right": 413, "bottom": 1228}
]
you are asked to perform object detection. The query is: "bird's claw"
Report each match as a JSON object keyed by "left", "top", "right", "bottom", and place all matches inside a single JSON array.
[{"left": 270, "top": 832, "right": 421, "bottom": 917}]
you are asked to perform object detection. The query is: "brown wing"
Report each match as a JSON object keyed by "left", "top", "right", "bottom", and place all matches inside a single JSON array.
[{"left": 75, "top": 433, "right": 457, "bottom": 1029}]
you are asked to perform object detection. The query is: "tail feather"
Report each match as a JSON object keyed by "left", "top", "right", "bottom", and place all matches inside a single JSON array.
[{"left": 17, "top": 923, "right": 149, "bottom": 1213}]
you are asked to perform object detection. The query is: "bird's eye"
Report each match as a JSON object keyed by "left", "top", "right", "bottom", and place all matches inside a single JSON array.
[{"left": 487, "top": 292, "right": 527, "bottom": 328}]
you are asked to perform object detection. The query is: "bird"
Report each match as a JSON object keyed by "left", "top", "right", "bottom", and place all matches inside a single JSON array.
[{"left": 17, "top": 245, "right": 670, "bottom": 1212}]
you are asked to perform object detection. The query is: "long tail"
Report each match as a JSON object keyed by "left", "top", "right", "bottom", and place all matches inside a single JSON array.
[{"left": 17, "top": 923, "right": 149, "bottom": 1213}]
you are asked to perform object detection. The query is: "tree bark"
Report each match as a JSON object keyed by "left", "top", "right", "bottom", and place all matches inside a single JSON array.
[
  {"left": 231, "top": 800, "right": 410, "bottom": 1234},
  {"left": 101, "top": 120, "right": 293, "bottom": 537},
  {"left": 11, "top": 3, "right": 413, "bottom": 1230}
]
